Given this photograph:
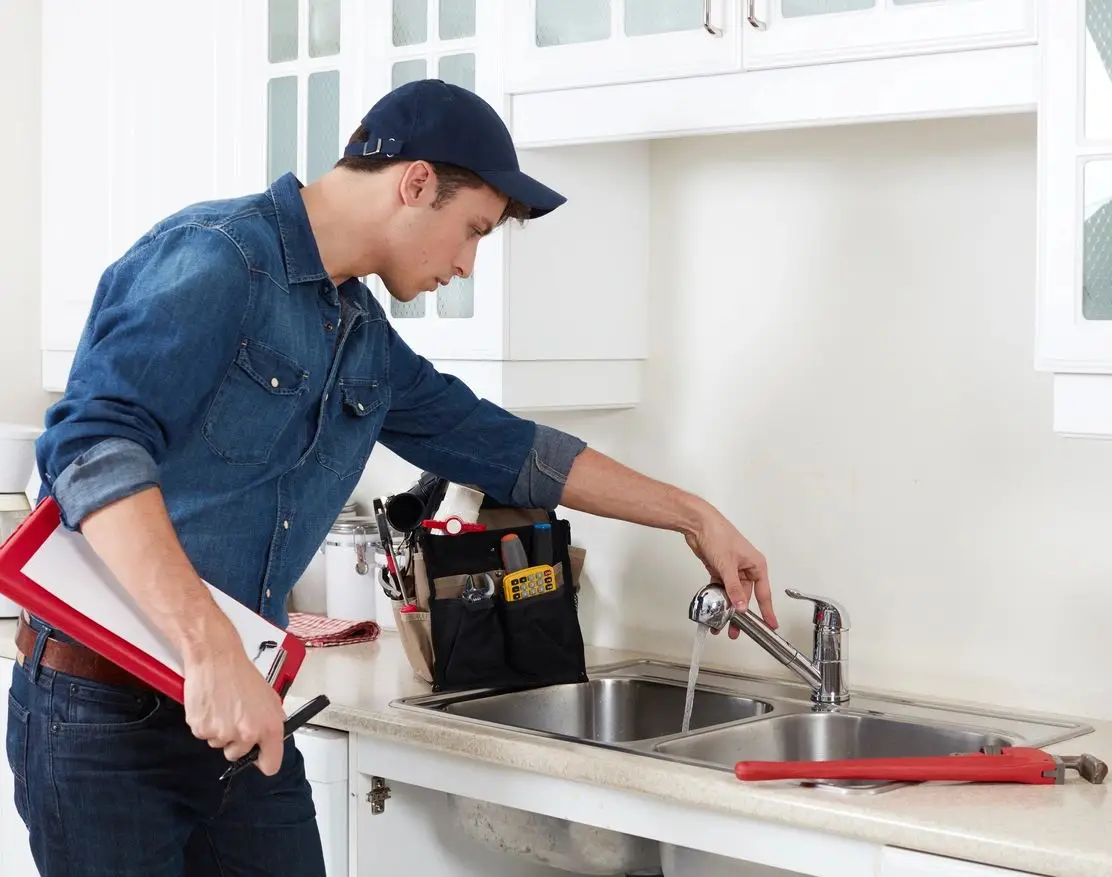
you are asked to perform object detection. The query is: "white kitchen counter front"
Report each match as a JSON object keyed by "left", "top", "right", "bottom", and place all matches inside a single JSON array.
[{"left": 1, "top": 619, "right": 1109, "bottom": 877}]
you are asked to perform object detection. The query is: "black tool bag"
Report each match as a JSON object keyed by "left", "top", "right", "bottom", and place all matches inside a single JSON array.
[{"left": 408, "top": 503, "right": 589, "bottom": 693}]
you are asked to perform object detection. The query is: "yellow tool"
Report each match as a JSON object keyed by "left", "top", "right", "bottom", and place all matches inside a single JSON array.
[{"left": 503, "top": 563, "right": 557, "bottom": 602}]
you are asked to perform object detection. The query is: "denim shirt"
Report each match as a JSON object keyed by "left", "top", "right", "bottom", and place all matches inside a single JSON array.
[{"left": 37, "top": 172, "right": 586, "bottom": 627}]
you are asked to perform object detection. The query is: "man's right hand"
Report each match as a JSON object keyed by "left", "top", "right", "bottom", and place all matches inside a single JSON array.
[
  {"left": 76, "top": 487, "right": 288, "bottom": 776},
  {"left": 182, "top": 619, "right": 287, "bottom": 776}
]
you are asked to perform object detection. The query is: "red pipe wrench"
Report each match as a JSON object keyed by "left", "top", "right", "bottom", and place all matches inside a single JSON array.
[{"left": 735, "top": 745, "right": 1108, "bottom": 785}]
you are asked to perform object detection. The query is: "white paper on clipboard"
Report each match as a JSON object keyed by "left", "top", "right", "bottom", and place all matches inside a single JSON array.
[{"left": 20, "top": 525, "right": 288, "bottom": 681}]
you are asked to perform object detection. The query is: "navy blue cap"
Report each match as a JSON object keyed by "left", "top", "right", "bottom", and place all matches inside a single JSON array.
[{"left": 343, "top": 79, "right": 566, "bottom": 219}]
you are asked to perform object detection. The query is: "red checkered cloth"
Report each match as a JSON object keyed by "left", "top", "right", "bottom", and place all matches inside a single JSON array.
[{"left": 286, "top": 612, "right": 382, "bottom": 648}]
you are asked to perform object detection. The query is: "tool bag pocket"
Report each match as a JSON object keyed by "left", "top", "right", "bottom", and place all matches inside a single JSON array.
[{"left": 415, "top": 510, "right": 588, "bottom": 693}]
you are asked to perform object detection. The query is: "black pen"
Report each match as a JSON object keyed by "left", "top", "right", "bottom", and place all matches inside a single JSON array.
[{"left": 219, "top": 694, "right": 331, "bottom": 782}]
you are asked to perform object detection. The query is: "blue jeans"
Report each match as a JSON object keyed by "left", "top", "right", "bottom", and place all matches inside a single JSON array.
[{"left": 5, "top": 623, "right": 326, "bottom": 876}]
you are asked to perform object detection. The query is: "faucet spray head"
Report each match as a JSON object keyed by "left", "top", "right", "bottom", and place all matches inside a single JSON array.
[{"left": 688, "top": 583, "right": 732, "bottom": 632}]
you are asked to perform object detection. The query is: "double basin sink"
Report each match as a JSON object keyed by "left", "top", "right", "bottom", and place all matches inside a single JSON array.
[{"left": 392, "top": 660, "right": 1093, "bottom": 874}]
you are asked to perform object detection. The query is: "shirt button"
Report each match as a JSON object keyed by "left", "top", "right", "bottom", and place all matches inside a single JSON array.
[
  {"left": 283, "top": 520, "right": 289, "bottom": 529},
  {"left": 357, "top": 402, "right": 365, "bottom": 412},
  {"left": 270, "top": 377, "right": 279, "bottom": 388},
  {"left": 324, "top": 321, "right": 334, "bottom": 332},
  {"left": 265, "top": 589, "right": 271, "bottom": 598}
]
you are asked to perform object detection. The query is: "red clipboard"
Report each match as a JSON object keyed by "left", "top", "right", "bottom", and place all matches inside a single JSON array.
[{"left": 0, "top": 496, "right": 305, "bottom": 704}]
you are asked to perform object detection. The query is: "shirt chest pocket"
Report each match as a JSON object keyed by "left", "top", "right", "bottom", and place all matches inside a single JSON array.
[
  {"left": 203, "top": 338, "right": 309, "bottom": 466},
  {"left": 315, "top": 378, "right": 388, "bottom": 480}
]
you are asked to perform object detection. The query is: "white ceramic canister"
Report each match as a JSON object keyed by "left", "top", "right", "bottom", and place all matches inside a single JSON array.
[
  {"left": 289, "top": 503, "right": 366, "bottom": 615},
  {"left": 324, "top": 517, "right": 382, "bottom": 622}
]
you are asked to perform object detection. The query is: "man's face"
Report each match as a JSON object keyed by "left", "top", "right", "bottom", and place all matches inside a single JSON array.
[{"left": 379, "top": 162, "right": 507, "bottom": 302}]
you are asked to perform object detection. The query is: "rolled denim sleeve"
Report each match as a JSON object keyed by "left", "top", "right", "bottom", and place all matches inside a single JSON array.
[
  {"left": 39, "top": 223, "right": 252, "bottom": 529},
  {"left": 378, "top": 323, "right": 586, "bottom": 509}
]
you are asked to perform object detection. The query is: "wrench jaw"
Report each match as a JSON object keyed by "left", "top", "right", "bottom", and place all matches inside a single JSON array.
[
  {"left": 1057, "top": 753, "right": 1110, "bottom": 785},
  {"left": 979, "top": 746, "right": 1108, "bottom": 785}
]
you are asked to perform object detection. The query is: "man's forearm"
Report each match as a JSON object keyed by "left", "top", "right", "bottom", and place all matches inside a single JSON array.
[
  {"left": 78, "top": 486, "right": 236, "bottom": 665},
  {"left": 559, "top": 447, "right": 712, "bottom": 536}
]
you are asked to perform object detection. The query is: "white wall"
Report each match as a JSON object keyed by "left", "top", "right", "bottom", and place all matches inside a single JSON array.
[
  {"left": 0, "top": 1, "right": 50, "bottom": 427},
  {"left": 362, "top": 113, "right": 1112, "bottom": 723},
  {"left": 562, "top": 113, "right": 1112, "bottom": 723}
]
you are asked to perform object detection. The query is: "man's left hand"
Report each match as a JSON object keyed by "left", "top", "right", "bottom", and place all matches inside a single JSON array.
[{"left": 684, "top": 506, "right": 778, "bottom": 637}]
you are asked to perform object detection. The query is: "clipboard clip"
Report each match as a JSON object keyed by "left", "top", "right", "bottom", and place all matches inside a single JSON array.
[{"left": 219, "top": 694, "right": 331, "bottom": 782}]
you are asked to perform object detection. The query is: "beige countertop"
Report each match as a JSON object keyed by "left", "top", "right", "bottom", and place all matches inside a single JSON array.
[{"left": 2, "top": 617, "right": 1109, "bottom": 876}]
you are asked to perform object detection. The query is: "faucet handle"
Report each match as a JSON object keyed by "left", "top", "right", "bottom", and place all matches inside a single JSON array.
[{"left": 785, "top": 589, "right": 850, "bottom": 632}]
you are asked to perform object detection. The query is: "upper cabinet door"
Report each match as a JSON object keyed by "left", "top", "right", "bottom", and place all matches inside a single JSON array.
[
  {"left": 503, "top": 0, "right": 742, "bottom": 93},
  {"left": 40, "top": 0, "right": 248, "bottom": 384},
  {"left": 360, "top": 0, "right": 508, "bottom": 361},
  {"left": 1037, "top": 0, "right": 1112, "bottom": 372},
  {"left": 239, "top": 0, "right": 361, "bottom": 193},
  {"left": 742, "top": 0, "right": 1036, "bottom": 70}
]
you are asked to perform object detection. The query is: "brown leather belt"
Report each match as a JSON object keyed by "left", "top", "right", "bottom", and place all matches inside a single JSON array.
[{"left": 14, "top": 615, "right": 155, "bottom": 693}]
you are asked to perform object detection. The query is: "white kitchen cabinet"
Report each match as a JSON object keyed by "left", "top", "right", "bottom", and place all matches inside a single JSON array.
[
  {"left": 39, "top": 0, "right": 246, "bottom": 393},
  {"left": 880, "top": 846, "right": 1037, "bottom": 876},
  {"left": 353, "top": 772, "right": 571, "bottom": 876},
  {"left": 1036, "top": 0, "right": 1112, "bottom": 436},
  {"left": 503, "top": 0, "right": 743, "bottom": 93},
  {"left": 741, "top": 0, "right": 1036, "bottom": 70},
  {"left": 0, "top": 657, "right": 39, "bottom": 876}
]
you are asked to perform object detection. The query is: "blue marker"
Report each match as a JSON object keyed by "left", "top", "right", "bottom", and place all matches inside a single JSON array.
[{"left": 532, "top": 522, "right": 553, "bottom": 566}]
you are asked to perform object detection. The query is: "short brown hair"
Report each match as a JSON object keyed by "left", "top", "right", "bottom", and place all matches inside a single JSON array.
[{"left": 336, "top": 125, "right": 531, "bottom": 226}]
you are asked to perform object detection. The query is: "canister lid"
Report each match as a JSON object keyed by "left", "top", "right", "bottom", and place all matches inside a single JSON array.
[
  {"left": 328, "top": 516, "right": 379, "bottom": 536},
  {"left": 0, "top": 493, "right": 30, "bottom": 513},
  {"left": 0, "top": 424, "right": 42, "bottom": 441}
]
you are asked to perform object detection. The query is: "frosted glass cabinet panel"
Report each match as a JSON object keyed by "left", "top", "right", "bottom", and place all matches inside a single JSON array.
[
  {"left": 267, "top": 76, "right": 298, "bottom": 181},
  {"left": 393, "top": 0, "right": 428, "bottom": 46},
  {"left": 439, "top": 0, "right": 477, "bottom": 39},
  {"left": 504, "top": 0, "right": 742, "bottom": 93},
  {"left": 1083, "top": 161, "right": 1112, "bottom": 321},
  {"left": 438, "top": 52, "right": 476, "bottom": 91},
  {"left": 781, "top": 0, "right": 874, "bottom": 17},
  {"left": 269, "top": 0, "right": 299, "bottom": 61},
  {"left": 625, "top": 0, "right": 705, "bottom": 36},
  {"left": 535, "top": 0, "right": 612, "bottom": 45},
  {"left": 309, "top": 0, "right": 342, "bottom": 56},
  {"left": 742, "top": 0, "right": 1035, "bottom": 69}
]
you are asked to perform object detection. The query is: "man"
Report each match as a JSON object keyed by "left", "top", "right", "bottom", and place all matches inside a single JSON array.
[{"left": 8, "top": 79, "right": 777, "bottom": 876}]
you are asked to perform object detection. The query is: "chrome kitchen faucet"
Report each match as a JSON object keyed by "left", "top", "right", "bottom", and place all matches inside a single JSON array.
[{"left": 688, "top": 584, "right": 850, "bottom": 708}]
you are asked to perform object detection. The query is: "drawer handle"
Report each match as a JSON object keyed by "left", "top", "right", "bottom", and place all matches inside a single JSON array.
[
  {"left": 747, "top": 0, "right": 767, "bottom": 30},
  {"left": 703, "top": 0, "right": 723, "bottom": 35}
]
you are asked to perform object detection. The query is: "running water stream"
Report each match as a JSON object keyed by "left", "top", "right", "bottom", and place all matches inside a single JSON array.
[{"left": 680, "top": 625, "right": 710, "bottom": 734}]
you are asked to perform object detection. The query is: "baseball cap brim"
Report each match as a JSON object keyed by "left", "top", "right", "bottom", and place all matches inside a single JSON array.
[{"left": 473, "top": 169, "right": 567, "bottom": 219}]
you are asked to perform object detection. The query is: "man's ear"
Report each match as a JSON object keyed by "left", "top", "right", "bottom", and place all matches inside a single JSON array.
[{"left": 399, "top": 160, "right": 435, "bottom": 207}]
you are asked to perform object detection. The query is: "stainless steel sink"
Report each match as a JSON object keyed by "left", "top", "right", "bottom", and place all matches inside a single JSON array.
[
  {"left": 438, "top": 676, "right": 773, "bottom": 743},
  {"left": 654, "top": 710, "right": 1015, "bottom": 792},
  {"left": 392, "top": 659, "right": 1094, "bottom": 875}
]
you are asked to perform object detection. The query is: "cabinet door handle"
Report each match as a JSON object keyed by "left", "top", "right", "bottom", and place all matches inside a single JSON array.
[
  {"left": 747, "top": 0, "right": 767, "bottom": 30},
  {"left": 703, "top": 0, "right": 723, "bottom": 35}
]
